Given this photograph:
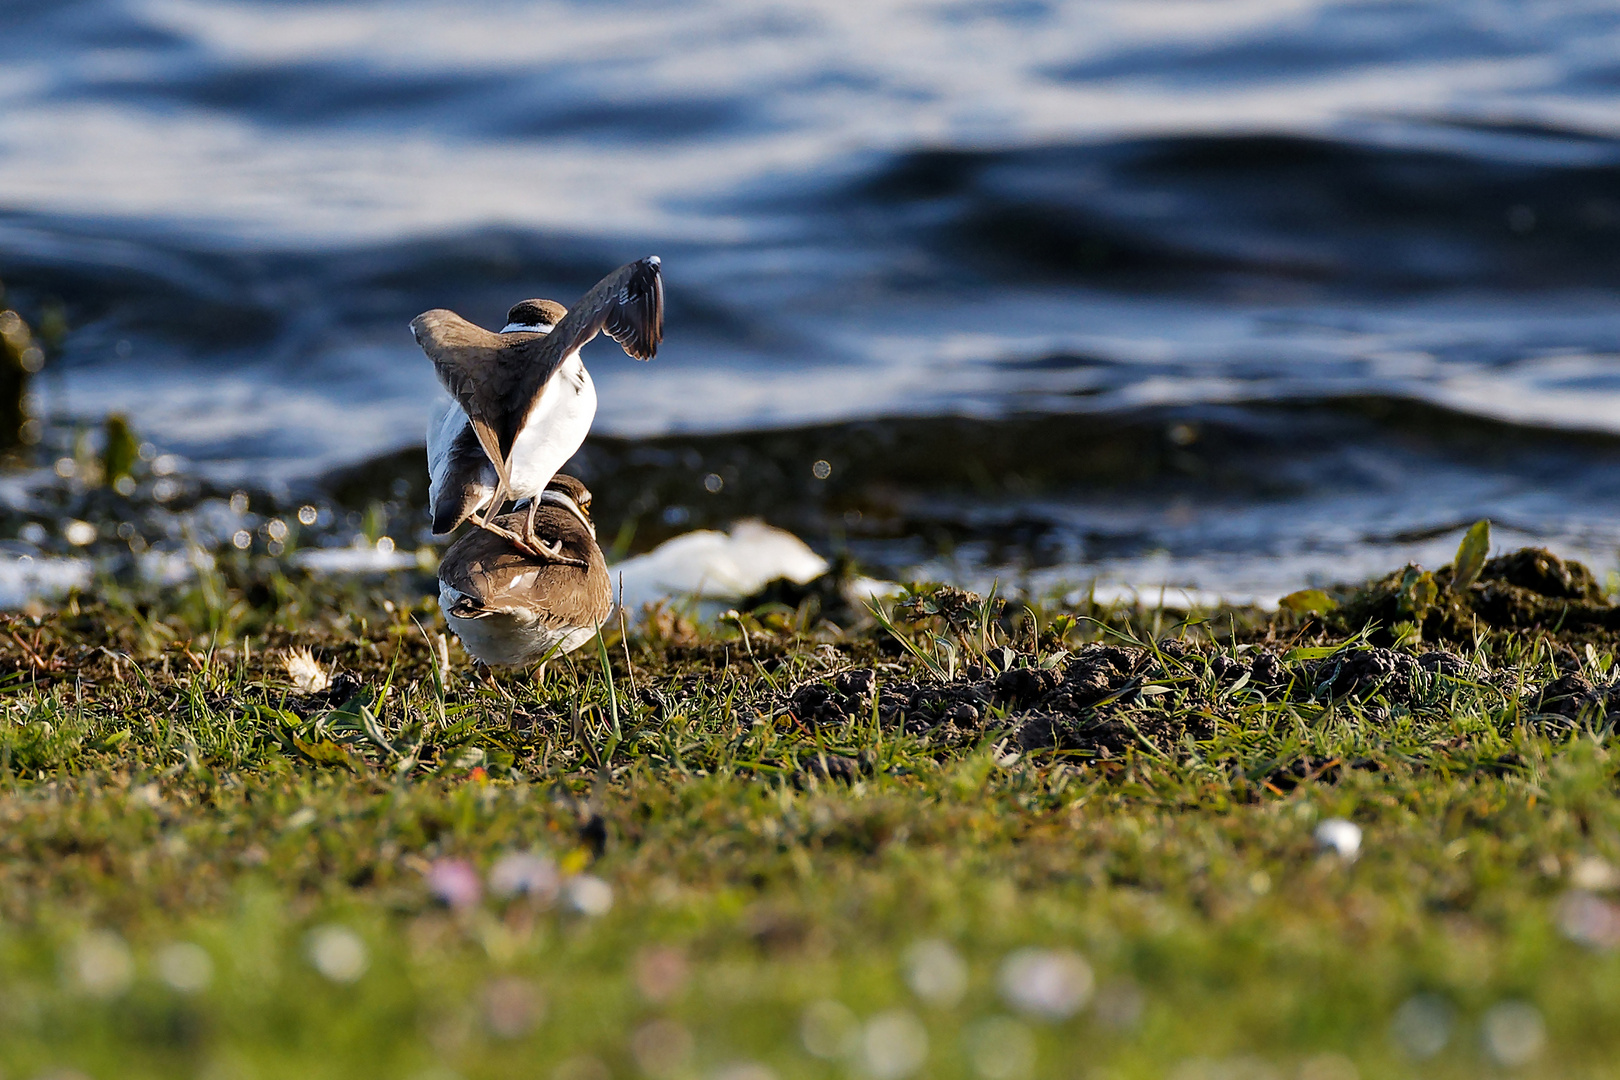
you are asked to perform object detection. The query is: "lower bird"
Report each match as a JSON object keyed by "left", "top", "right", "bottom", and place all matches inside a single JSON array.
[{"left": 437, "top": 474, "right": 612, "bottom": 669}]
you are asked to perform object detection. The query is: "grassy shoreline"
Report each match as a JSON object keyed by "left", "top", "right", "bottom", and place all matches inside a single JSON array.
[{"left": 0, "top": 542, "right": 1617, "bottom": 1078}]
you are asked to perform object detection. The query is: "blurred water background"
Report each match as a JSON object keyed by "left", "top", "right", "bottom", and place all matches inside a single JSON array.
[{"left": 4, "top": 0, "right": 1620, "bottom": 602}]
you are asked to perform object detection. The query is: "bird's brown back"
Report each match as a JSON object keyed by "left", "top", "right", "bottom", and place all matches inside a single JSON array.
[{"left": 439, "top": 504, "right": 611, "bottom": 630}]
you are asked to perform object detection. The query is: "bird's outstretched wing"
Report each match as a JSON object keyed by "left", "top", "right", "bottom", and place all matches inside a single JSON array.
[
  {"left": 411, "top": 309, "right": 544, "bottom": 483},
  {"left": 595, "top": 255, "right": 664, "bottom": 361},
  {"left": 411, "top": 309, "right": 516, "bottom": 410},
  {"left": 506, "top": 257, "right": 664, "bottom": 439}
]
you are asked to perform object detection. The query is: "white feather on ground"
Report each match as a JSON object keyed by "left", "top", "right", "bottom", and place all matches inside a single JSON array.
[
  {"left": 611, "top": 520, "right": 830, "bottom": 614},
  {"left": 282, "top": 647, "right": 331, "bottom": 694}
]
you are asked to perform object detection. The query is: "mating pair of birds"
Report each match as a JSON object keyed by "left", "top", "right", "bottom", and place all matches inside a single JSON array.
[{"left": 412, "top": 257, "right": 663, "bottom": 668}]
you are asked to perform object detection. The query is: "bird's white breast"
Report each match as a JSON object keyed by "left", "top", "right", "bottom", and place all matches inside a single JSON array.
[{"left": 507, "top": 353, "right": 597, "bottom": 499}]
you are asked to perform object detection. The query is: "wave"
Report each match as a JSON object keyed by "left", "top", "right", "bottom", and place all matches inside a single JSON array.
[{"left": 849, "top": 128, "right": 1620, "bottom": 291}]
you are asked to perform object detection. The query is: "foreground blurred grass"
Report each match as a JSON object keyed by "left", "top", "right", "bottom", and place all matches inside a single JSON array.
[{"left": 0, "top": 554, "right": 1618, "bottom": 1080}]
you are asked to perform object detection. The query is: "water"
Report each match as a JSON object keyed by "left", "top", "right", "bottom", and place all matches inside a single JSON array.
[{"left": 4, "top": 0, "right": 1620, "bottom": 599}]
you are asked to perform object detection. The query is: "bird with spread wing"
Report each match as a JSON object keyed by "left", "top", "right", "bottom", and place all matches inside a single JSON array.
[{"left": 411, "top": 256, "right": 663, "bottom": 562}]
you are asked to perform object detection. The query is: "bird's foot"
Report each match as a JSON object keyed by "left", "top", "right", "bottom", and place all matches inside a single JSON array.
[
  {"left": 468, "top": 509, "right": 588, "bottom": 567},
  {"left": 469, "top": 515, "right": 532, "bottom": 551},
  {"left": 519, "top": 530, "right": 589, "bottom": 569}
]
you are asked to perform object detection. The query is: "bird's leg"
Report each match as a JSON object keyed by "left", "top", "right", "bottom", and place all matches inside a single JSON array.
[
  {"left": 465, "top": 474, "right": 550, "bottom": 555},
  {"left": 463, "top": 470, "right": 585, "bottom": 567},
  {"left": 468, "top": 513, "right": 585, "bottom": 566},
  {"left": 518, "top": 498, "right": 588, "bottom": 568},
  {"left": 469, "top": 515, "right": 535, "bottom": 551},
  {"left": 476, "top": 661, "right": 519, "bottom": 704},
  {"left": 526, "top": 535, "right": 589, "bottom": 569},
  {"left": 523, "top": 498, "right": 539, "bottom": 548},
  {"left": 465, "top": 513, "right": 585, "bottom": 568},
  {"left": 470, "top": 473, "right": 511, "bottom": 531}
]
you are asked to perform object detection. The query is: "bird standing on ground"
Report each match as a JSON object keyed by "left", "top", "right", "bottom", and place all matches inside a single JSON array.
[
  {"left": 412, "top": 257, "right": 663, "bottom": 560},
  {"left": 437, "top": 474, "right": 612, "bottom": 669}
]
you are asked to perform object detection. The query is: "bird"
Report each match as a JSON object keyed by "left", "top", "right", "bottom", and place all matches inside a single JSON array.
[
  {"left": 437, "top": 473, "right": 613, "bottom": 669},
  {"left": 426, "top": 298, "right": 568, "bottom": 537},
  {"left": 412, "top": 257, "right": 663, "bottom": 561}
]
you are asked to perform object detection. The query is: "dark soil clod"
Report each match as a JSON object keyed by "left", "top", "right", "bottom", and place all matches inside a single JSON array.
[
  {"left": 1481, "top": 549, "right": 1604, "bottom": 601},
  {"left": 1523, "top": 672, "right": 1620, "bottom": 729},
  {"left": 1310, "top": 647, "right": 1417, "bottom": 699},
  {"left": 1327, "top": 547, "right": 1620, "bottom": 645}
]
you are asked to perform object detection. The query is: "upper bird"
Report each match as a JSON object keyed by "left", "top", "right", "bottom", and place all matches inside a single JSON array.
[
  {"left": 425, "top": 297, "right": 567, "bottom": 540},
  {"left": 412, "top": 256, "right": 663, "bottom": 559}
]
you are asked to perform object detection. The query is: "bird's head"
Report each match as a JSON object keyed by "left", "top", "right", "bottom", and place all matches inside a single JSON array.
[
  {"left": 542, "top": 474, "right": 595, "bottom": 538},
  {"left": 501, "top": 298, "right": 568, "bottom": 334}
]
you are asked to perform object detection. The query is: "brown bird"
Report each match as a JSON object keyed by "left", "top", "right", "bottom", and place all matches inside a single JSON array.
[
  {"left": 437, "top": 474, "right": 613, "bottom": 669},
  {"left": 412, "top": 257, "right": 663, "bottom": 560}
]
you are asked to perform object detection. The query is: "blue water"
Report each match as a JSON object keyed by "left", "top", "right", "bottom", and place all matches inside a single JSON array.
[{"left": 4, "top": 0, "right": 1620, "bottom": 596}]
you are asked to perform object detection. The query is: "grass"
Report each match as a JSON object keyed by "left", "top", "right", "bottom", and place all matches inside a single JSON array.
[{"left": 0, "top": 550, "right": 1618, "bottom": 1080}]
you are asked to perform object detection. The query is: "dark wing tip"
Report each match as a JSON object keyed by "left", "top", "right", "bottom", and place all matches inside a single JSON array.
[
  {"left": 606, "top": 257, "right": 664, "bottom": 361},
  {"left": 430, "top": 508, "right": 461, "bottom": 537}
]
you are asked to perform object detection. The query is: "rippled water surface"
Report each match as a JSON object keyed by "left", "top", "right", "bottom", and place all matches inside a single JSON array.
[{"left": 4, "top": 0, "right": 1620, "bottom": 597}]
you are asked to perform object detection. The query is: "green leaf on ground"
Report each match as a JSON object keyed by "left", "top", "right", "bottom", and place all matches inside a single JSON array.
[
  {"left": 1278, "top": 589, "right": 1338, "bottom": 614},
  {"left": 1452, "top": 518, "right": 1492, "bottom": 592}
]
